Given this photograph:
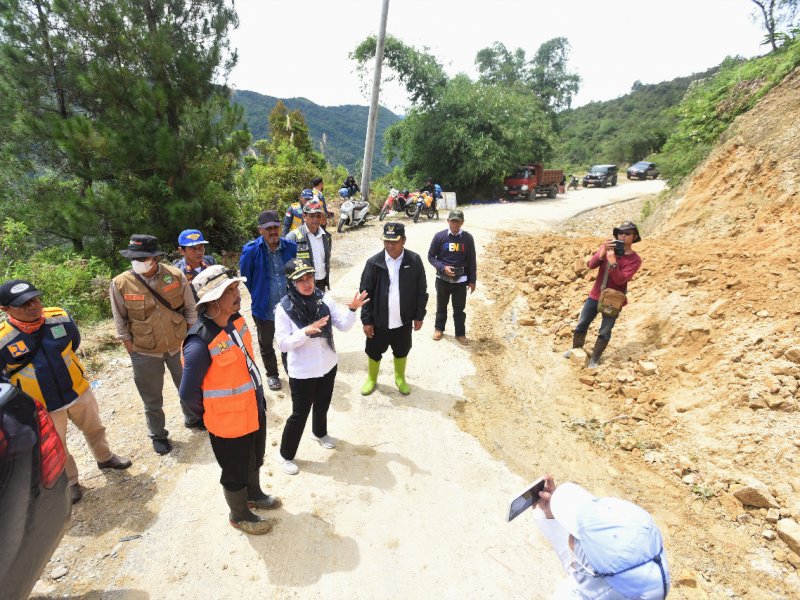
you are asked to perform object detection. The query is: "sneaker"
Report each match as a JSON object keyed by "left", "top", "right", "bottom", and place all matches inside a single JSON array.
[
  {"left": 97, "top": 454, "right": 133, "bottom": 470},
  {"left": 432, "top": 330, "right": 443, "bottom": 341},
  {"left": 311, "top": 434, "right": 336, "bottom": 449},
  {"left": 185, "top": 418, "right": 206, "bottom": 431},
  {"left": 456, "top": 336, "right": 469, "bottom": 345},
  {"left": 71, "top": 483, "right": 83, "bottom": 504},
  {"left": 279, "top": 456, "right": 299, "bottom": 475},
  {"left": 267, "top": 376, "right": 282, "bottom": 391},
  {"left": 152, "top": 438, "right": 172, "bottom": 456}
]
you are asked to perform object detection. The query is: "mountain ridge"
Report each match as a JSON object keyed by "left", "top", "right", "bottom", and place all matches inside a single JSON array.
[{"left": 232, "top": 89, "right": 402, "bottom": 177}]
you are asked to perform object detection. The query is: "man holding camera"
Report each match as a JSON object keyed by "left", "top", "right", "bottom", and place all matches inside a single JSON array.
[
  {"left": 564, "top": 221, "right": 642, "bottom": 368},
  {"left": 427, "top": 210, "right": 477, "bottom": 344}
]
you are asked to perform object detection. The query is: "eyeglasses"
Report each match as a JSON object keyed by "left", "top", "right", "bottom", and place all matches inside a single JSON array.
[{"left": 618, "top": 231, "right": 635, "bottom": 236}]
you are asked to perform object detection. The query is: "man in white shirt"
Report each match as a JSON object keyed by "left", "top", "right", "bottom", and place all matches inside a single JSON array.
[
  {"left": 285, "top": 201, "right": 332, "bottom": 290},
  {"left": 358, "top": 222, "right": 428, "bottom": 396}
]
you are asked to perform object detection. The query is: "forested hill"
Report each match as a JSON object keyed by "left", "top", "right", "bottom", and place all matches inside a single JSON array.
[
  {"left": 232, "top": 90, "right": 402, "bottom": 177},
  {"left": 552, "top": 66, "right": 722, "bottom": 169}
]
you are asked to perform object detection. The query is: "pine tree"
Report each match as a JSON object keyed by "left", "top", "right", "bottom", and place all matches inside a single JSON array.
[{"left": 0, "top": 0, "right": 250, "bottom": 258}]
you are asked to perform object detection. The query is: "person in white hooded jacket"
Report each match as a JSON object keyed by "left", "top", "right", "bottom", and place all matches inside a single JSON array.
[{"left": 533, "top": 475, "right": 671, "bottom": 599}]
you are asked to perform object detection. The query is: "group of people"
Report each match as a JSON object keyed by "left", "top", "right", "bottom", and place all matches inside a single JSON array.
[{"left": 0, "top": 185, "right": 666, "bottom": 595}]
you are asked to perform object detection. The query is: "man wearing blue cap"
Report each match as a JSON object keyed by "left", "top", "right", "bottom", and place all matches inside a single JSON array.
[
  {"left": 283, "top": 189, "right": 314, "bottom": 236},
  {"left": 174, "top": 229, "right": 216, "bottom": 284},
  {"left": 534, "top": 475, "right": 671, "bottom": 599}
]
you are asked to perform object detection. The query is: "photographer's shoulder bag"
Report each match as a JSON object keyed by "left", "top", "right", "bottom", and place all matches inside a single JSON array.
[{"left": 597, "top": 263, "right": 626, "bottom": 318}]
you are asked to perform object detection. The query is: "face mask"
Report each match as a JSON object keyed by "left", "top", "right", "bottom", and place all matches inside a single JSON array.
[{"left": 131, "top": 259, "right": 154, "bottom": 274}]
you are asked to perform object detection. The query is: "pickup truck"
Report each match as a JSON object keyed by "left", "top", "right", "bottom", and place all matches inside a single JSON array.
[{"left": 503, "top": 164, "right": 564, "bottom": 200}]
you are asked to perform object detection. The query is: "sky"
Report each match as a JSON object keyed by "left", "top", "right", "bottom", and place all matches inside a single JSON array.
[{"left": 227, "top": 0, "right": 767, "bottom": 114}]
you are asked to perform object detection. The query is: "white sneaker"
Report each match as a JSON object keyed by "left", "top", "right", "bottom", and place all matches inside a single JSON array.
[
  {"left": 279, "top": 456, "right": 299, "bottom": 475},
  {"left": 311, "top": 434, "right": 337, "bottom": 449}
]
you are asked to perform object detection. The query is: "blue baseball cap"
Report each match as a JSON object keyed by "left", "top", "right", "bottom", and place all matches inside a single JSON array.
[
  {"left": 300, "top": 188, "right": 314, "bottom": 199},
  {"left": 178, "top": 229, "right": 209, "bottom": 247},
  {"left": 551, "top": 482, "right": 670, "bottom": 600}
]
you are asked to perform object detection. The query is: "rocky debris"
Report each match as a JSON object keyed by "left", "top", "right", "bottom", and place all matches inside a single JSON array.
[
  {"left": 569, "top": 348, "right": 587, "bottom": 366},
  {"left": 777, "top": 519, "right": 800, "bottom": 555},
  {"left": 708, "top": 299, "right": 728, "bottom": 319},
  {"left": 51, "top": 565, "right": 69, "bottom": 579},
  {"left": 578, "top": 374, "right": 595, "bottom": 386},
  {"left": 766, "top": 508, "right": 781, "bottom": 523},
  {"left": 674, "top": 569, "right": 699, "bottom": 588},
  {"left": 732, "top": 478, "right": 780, "bottom": 508},
  {"left": 763, "top": 529, "right": 777, "bottom": 541},
  {"left": 785, "top": 347, "right": 800, "bottom": 364},
  {"left": 637, "top": 360, "right": 658, "bottom": 375}
]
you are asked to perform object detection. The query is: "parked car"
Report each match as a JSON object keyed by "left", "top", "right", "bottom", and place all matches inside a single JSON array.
[
  {"left": 0, "top": 382, "right": 71, "bottom": 600},
  {"left": 627, "top": 161, "right": 659, "bottom": 180},
  {"left": 583, "top": 164, "right": 618, "bottom": 188}
]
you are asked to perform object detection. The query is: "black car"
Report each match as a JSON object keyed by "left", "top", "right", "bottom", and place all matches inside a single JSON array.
[
  {"left": 0, "top": 382, "right": 71, "bottom": 600},
  {"left": 627, "top": 161, "right": 659, "bottom": 180},
  {"left": 583, "top": 164, "right": 618, "bottom": 188}
]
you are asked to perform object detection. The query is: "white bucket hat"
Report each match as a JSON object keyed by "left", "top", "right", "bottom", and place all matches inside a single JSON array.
[
  {"left": 191, "top": 265, "right": 246, "bottom": 306},
  {"left": 551, "top": 482, "right": 670, "bottom": 600}
]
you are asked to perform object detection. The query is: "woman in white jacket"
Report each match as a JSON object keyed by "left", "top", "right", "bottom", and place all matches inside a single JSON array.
[{"left": 274, "top": 258, "right": 369, "bottom": 475}]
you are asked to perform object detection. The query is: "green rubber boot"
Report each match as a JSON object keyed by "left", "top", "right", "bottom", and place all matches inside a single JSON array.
[
  {"left": 361, "top": 358, "right": 381, "bottom": 396},
  {"left": 393, "top": 356, "right": 411, "bottom": 395}
]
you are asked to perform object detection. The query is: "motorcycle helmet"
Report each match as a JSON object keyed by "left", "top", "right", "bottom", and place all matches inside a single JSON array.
[
  {"left": 339, "top": 187, "right": 350, "bottom": 198},
  {"left": 401, "top": 188, "right": 409, "bottom": 196}
]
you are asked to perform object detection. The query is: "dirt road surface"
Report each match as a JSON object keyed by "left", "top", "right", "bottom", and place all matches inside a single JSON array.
[{"left": 32, "top": 180, "right": 666, "bottom": 600}]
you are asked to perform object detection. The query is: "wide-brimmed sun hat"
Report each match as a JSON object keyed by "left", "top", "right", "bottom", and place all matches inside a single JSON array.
[{"left": 191, "top": 265, "right": 246, "bottom": 306}]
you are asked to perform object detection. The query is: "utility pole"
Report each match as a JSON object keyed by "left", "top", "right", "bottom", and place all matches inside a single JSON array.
[{"left": 360, "top": 0, "right": 390, "bottom": 203}]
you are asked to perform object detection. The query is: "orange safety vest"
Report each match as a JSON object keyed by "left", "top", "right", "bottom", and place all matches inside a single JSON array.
[{"left": 197, "top": 316, "right": 260, "bottom": 438}]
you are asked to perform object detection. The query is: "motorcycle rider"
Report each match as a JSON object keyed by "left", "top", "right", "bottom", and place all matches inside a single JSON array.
[
  {"left": 341, "top": 175, "right": 360, "bottom": 199},
  {"left": 285, "top": 201, "right": 331, "bottom": 291}
]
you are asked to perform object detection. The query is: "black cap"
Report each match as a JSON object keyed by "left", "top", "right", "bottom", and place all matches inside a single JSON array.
[
  {"left": 258, "top": 210, "right": 281, "bottom": 228},
  {"left": 613, "top": 221, "right": 641, "bottom": 243},
  {"left": 119, "top": 234, "right": 165, "bottom": 259},
  {"left": 284, "top": 258, "right": 316, "bottom": 281},
  {"left": 381, "top": 222, "right": 405, "bottom": 241},
  {"left": 0, "top": 279, "right": 42, "bottom": 307}
]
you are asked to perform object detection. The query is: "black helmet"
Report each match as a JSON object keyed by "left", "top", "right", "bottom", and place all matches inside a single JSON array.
[{"left": 401, "top": 188, "right": 409, "bottom": 195}]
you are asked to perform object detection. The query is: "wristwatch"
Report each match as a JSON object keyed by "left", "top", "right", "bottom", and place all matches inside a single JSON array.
[{"left": 609, "top": 263, "right": 618, "bottom": 270}]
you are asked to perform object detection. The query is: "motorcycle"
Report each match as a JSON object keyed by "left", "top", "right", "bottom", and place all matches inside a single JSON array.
[
  {"left": 337, "top": 197, "right": 370, "bottom": 232},
  {"left": 568, "top": 174, "right": 580, "bottom": 190},
  {"left": 412, "top": 191, "right": 439, "bottom": 223},
  {"left": 379, "top": 189, "right": 399, "bottom": 221}
]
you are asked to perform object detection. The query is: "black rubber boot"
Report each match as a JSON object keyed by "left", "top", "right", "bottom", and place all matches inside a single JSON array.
[
  {"left": 246, "top": 469, "right": 282, "bottom": 510},
  {"left": 223, "top": 487, "right": 274, "bottom": 535},
  {"left": 563, "top": 332, "right": 587, "bottom": 358},
  {"left": 587, "top": 338, "right": 609, "bottom": 369}
]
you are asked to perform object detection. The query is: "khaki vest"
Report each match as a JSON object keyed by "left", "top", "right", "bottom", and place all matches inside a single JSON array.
[{"left": 113, "top": 264, "right": 188, "bottom": 354}]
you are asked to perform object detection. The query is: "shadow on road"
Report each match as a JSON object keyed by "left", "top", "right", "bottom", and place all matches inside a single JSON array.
[{"left": 247, "top": 510, "right": 359, "bottom": 587}]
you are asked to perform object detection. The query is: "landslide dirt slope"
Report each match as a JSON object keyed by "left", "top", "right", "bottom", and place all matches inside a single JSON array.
[{"left": 467, "top": 66, "right": 800, "bottom": 598}]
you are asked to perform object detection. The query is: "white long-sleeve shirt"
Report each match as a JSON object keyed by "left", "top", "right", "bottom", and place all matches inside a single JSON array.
[{"left": 274, "top": 293, "right": 356, "bottom": 379}]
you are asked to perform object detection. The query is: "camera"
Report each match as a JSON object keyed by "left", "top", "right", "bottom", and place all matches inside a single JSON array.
[{"left": 614, "top": 240, "right": 625, "bottom": 257}]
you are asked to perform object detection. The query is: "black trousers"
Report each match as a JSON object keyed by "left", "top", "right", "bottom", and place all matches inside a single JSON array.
[
  {"left": 365, "top": 323, "right": 413, "bottom": 362},
  {"left": 280, "top": 366, "right": 337, "bottom": 460},
  {"left": 209, "top": 410, "right": 266, "bottom": 492},
  {"left": 253, "top": 317, "right": 279, "bottom": 378},
  {"left": 434, "top": 279, "right": 468, "bottom": 336}
]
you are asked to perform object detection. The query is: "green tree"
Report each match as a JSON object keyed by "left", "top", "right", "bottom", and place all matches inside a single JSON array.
[
  {"left": 476, "top": 38, "right": 581, "bottom": 111},
  {"left": 384, "top": 75, "right": 555, "bottom": 196},
  {"left": 0, "top": 0, "right": 249, "bottom": 259},
  {"left": 749, "top": 0, "right": 800, "bottom": 50},
  {"left": 351, "top": 34, "right": 448, "bottom": 107}
]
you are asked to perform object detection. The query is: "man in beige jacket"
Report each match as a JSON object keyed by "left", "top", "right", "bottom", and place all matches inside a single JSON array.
[{"left": 110, "top": 234, "right": 197, "bottom": 455}]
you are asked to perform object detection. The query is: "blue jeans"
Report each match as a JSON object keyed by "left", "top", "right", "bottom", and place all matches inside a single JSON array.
[{"left": 574, "top": 297, "right": 617, "bottom": 342}]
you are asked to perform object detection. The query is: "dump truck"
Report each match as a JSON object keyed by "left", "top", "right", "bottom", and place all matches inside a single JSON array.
[{"left": 503, "top": 164, "right": 564, "bottom": 200}]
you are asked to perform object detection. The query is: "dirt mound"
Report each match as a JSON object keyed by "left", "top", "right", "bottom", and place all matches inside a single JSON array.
[{"left": 476, "top": 67, "right": 800, "bottom": 596}]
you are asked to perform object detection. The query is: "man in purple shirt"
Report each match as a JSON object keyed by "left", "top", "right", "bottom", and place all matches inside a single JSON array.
[{"left": 564, "top": 221, "right": 643, "bottom": 368}]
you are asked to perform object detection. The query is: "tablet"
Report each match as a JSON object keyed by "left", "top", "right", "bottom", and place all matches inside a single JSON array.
[{"left": 507, "top": 478, "right": 546, "bottom": 522}]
